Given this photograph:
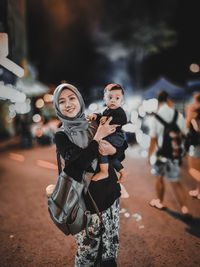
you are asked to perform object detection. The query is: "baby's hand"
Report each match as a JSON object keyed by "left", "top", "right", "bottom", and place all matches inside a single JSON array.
[
  {"left": 100, "top": 116, "right": 107, "bottom": 125},
  {"left": 88, "top": 113, "right": 97, "bottom": 121}
]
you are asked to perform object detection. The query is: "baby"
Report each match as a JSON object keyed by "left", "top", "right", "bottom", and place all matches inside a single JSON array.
[{"left": 88, "top": 83, "right": 127, "bottom": 183}]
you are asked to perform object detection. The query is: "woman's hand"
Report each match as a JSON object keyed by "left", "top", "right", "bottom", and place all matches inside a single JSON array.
[
  {"left": 98, "top": 140, "right": 116, "bottom": 156},
  {"left": 93, "top": 117, "right": 119, "bottom": 142},
  {"left": 100, "top": 116, "right": 107, "bottom": 125}
]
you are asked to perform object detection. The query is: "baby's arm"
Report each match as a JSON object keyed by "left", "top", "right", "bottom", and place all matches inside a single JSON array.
[{"left": 88, "top": 113, "right": 98, "bottom": 121}]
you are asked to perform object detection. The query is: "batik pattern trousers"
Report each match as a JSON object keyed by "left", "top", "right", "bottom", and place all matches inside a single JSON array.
[{"left": 74, "top": 199, "right": 120, "bottom": 267}]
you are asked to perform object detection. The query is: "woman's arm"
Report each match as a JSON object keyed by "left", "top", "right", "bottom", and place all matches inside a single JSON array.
[
  {"left": 98, "top": 139, "right": 128, "bottom": 161},
  {"left": 55, "top": 117, "right": 119, "bottom": 181}
]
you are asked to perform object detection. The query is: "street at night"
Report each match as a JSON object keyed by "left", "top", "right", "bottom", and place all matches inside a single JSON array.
[
  {"left": 1, "top": 1, "right": 200, "bottom": 266},
  {"left": 0, "top": 144, "right": 200, "bottom": 266}
]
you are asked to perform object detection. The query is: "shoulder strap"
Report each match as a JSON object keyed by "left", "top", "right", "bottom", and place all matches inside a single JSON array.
[
  {"left": 154, "top": 113, "right": 168, "bottom": 126},
  {"left": 154, "top": 109, "right": 178, "bottom": 126},
  {"left": 57, "top": 151, "right": 62, "bottom": 175},
  {"left": 172, "top": 109, "right": 178, "bottom": 123},
  {"left": 87, "top": 190, "right": 102, "bottom": 219}
]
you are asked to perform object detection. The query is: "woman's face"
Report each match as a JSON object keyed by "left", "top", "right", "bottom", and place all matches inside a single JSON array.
[{"left": 58, "top": 89, "right": 81, "bottom": 118}]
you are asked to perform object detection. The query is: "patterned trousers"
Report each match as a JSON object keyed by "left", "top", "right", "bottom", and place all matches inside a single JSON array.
[{"left": 74, "top": 199, "right": 120, "bottom": 267}]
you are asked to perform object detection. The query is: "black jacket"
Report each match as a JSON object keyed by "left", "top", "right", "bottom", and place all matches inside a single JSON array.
[{"left": 55, "top": 131, "right": 128, "bottom": 213}]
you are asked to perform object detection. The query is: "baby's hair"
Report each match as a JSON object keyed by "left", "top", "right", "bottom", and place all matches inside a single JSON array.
[{"left": 104, "top": 83, "right": 124, "bottom": 95}]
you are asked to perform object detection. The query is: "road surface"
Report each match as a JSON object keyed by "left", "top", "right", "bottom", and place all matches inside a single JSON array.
[{"left": 0, "top": 143, "right": 200, "bottom": 267}]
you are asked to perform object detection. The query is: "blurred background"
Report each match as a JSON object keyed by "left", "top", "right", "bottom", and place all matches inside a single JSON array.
[
  {"left": 0, "top": 0, "right": 200, "bottom": 152},
  {"left": 1, "top": 2, "right": 200, "bottom": 266}
]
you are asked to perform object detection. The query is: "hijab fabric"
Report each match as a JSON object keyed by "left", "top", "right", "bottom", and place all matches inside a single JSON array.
[{"left": 53, "top": 83, "right": 89, "bottom": 148}]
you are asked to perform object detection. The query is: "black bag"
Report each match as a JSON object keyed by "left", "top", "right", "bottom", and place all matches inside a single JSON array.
[
  {"left": 48, "top": 152, "right": 101, "bottom": 236},
  {"left": 154, "top": 110, "right": 185, "bottom": 160}
]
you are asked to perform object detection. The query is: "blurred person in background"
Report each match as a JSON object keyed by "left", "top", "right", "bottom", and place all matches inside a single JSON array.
[
  {"left": 148, "top": 91, "right": 189, "bottom": 214},
  {"left": 185, "top": 92, "right": 200, "bottom": 199}
]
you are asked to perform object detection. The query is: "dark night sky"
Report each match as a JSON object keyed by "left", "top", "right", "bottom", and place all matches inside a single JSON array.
[{"left": 26, "top": 0, "right": 200, "bottom": 98}]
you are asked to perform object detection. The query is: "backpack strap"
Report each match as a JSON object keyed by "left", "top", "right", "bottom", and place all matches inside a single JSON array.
[
  {"left": 172, "top": 109, "right": 178, "bottom": 124},
  {"left": 57, "top": 150, "right": 62, "bottom": 175},
  {"left": 154, "top": 113, "right": 168, "bottom": 126},
  {"left": 154, "top": 109, "right": 178, "bottom": 126}
]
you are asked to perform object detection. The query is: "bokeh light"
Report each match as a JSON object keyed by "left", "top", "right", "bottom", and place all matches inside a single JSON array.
[
  {"left": 88, "top": 103, "right": 98, "bottom": 112},
  {"left": 32, "top": 114, "right": 42, "bottom": 123},
  {"left": 43, "top": 94, "right": 53, "bottom": 102},
  {"left": 142, "top": 98, "right": 158, "bottom": 113},
  {"left": 189, "top": 63, "right": 200, "bottom": 73},
  {"left": 35, "top": 98, "right": 44, "bottom": 109},
  {"left": 130, "top": 110, "right": 138, "bottom": 123}
]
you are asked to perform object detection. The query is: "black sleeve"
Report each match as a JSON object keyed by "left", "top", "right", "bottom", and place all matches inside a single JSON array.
[
  {"left": 108, "top": 140, "right": 128, "bottom": 162},
  {"left": 55, "top": 132, "right": 99, "bottom": 182}
]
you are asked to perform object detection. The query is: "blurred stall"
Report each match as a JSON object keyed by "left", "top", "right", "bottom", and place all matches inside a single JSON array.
[{"left": 142, "top": 77, "right": 185, "bottom": 100}]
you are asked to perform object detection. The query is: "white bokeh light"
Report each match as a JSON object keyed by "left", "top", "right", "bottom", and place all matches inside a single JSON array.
[
  {"left": 88, "top": 103, "right": 98, "bottom": 112},
  {"left": 14, "top": 100, "right": 31, "bottom": 114},
  {"left": 130, "top": 110, "right": 138, "bottom": 123},
  {"left": 33, "top": 114, "right": 41, "bottom": 123},
  {"left": 135, "top": 130, "right": 143, "bottom": 143},
  {"left": 122, "top": 123, "right": 135, "bottom": 133},
  {"left": 142, "top": 98, "right": 158, "bottom": 113},
  {"left": 35, "top": 98, "right": 44, "bottom": 109},
  {"left": 138, "top": 106, "right": 146, "bottom": 117}
]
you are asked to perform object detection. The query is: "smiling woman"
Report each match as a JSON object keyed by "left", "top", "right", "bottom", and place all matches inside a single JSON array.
[
  {"left": 48, "top": 82, "right": 128, "bottom": 266},
  {"left": 58, "top": 89, "right": 81, "bottom": 118}
]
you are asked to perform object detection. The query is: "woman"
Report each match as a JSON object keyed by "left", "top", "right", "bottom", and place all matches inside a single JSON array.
[
  {"left": 53, "top": 83, "right": 128, "bottom": 266},
  {"left": 186, "top": 92, "right": 200, "bottom": 199}
]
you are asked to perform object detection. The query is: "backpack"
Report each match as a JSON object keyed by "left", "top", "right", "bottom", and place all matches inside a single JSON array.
[
  {"left": 154, "top": 109, "right": 185, "bottom": 160},
  {"left": 48, "top": 120, "right": 102, "bottom": 237},
  {"left": 48, "top": 152, "right": 101, "bottom": 236}
]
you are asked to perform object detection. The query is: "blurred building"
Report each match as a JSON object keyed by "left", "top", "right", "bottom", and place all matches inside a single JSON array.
[
  {"left": 0, "top": 0, "right": 27, "bottom": 140},
  {"left": 0, "top": 0, "right": 27, "bottom": 67},
  {"left": 0, "top": 0, "right": 49, "bottom": 142}
]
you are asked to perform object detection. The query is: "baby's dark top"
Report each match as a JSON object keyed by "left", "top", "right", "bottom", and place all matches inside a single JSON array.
[{"left": 97, "top": 107, "right": 127, "bottom": 131}]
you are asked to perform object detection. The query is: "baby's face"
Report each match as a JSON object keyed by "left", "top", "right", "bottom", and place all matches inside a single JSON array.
[{"left": 104, "top": 89, "right": 123, "bottom": 109}]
